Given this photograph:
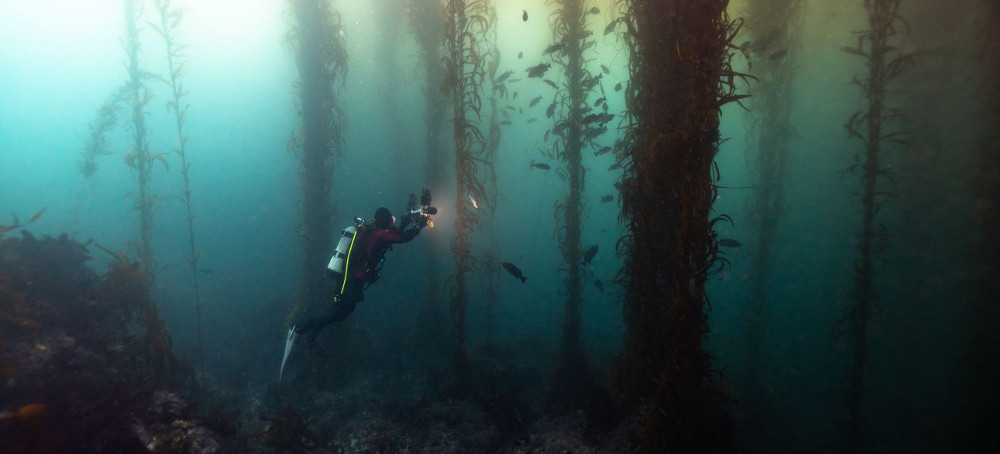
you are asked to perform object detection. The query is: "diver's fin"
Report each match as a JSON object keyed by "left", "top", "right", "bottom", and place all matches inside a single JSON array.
[{"left": 279, "top": 326, "right": 298, "bottom": 382}]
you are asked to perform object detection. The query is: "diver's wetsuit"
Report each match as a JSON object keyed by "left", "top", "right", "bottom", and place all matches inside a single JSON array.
[{"left": 293, "top": 217, "right": 420, "bottom": 339}]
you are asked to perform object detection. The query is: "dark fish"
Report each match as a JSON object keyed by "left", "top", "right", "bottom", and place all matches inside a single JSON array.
[
  {"left": 614, "top": 82, "right": 623, "bottom": 91},
  {"left": 543, "top": 79, "right": 558, "bottom": 89},
  {"left": 719, "top": 238, "right": 742, "bottom": 248},
  {"left": 595, "top": 280, "right": 604, "bottom": 293},
  {"left": 600, "top": 64, "right": 610, "bottom": 74},
  {"left": 604, "top": 18, "right": 620, "bottom": 36},
  {"left": 768, "top": 49, "right": 787, "bottom": 60},
  {"left": 588, "top": 7, "right": 600, "bottom": 14},
  {"left": 501, "top": 120, "right": 513, "bottom": 126},
  {"left": 582, "top": 245, "right": 598, "bottom": 265},
  {"left": 529, "top": 95, "right": 542, "bottom": 107},
  {"left": 529, "top": 160, "right": 551, "bottom": 170},
  {"left": 508, "top": 78, "right": 522, "bottom": 83},
  {"left": 595, "top": 146, "right": 612, "bottom": 156},
  {"left": 584, "top": 127, "right": 607, "bottom": 139},
  {"left": 609, "top": 162, "right": 622, "bottom": 171},
  {"left": 543, "top": 43, "right": 565, "bottom": 55},
  {"left": 496, "top": 70, "right": 514, "bottom": 84},
  {"left": 614, "top": 182, "right": 623, "bottom": 191},
  {"left": 503, "top": 262, "right": 527, "bottom": 283},
  {"left": 518, "top": 51, "right": 523, "bottom": 59},
  {"left": 600, "top": 195, "right": 613, "bottom": 203},
  {"left": 527, "top": 118, "right": 538, "bottom": 123},
  {"left": 200, "top": 268, "right": 214, "bottom": 274},
  {"left": 583, "top": 112, "right": 614, "bottom": 126},
  {"left": 546, "top": 102, "right": 556, "bottom": 118},
  {"left": 522, "top": 9, "right": 528, "bottom": 22},
  {"left": 594, "top": 97, "right": 605, "bottom": 107},
  {"left": 739, "top": 40, "right": 751, "bottom": 51},
  {"left": 526, "top": 63, "right": 551, "bottom": 78}
]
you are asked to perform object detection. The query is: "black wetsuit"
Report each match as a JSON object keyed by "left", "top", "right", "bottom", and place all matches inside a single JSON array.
[{"left": 294, "top": 217, "right": 420, "bottom": 339}]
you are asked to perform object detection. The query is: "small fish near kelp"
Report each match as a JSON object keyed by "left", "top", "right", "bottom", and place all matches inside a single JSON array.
[
  {"left": 502, "top": 262, "right": 527, "bottom": 283},
  {"left": 529, "top": 160, "right": 551, "bottom": 170},
  {"left": 526, "top": 63, "right": 551, "bottom": 78},
  {"left": 718, "top": 238, "right": 742, "bottom": 248},
  {"left": 600, "top": 195, "right": 613, "bottom": 203},
  {"left": 582, "top": 245, "right": 598, "bottom": 265}
]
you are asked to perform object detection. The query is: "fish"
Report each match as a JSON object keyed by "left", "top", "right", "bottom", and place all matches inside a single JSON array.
[
  {"left": 546, "top": 102, "right": 557, "bottom": 118},
  {"left": 594, "top": 97, "right": 605, "bottom": 107},
  {"left": 588, "top": 7, "right": 600, "bottom": 14},
  {"left": 199, "top": 268, "right": 214, "bottom": 274},
  {"left": 469, "top": 195, "right": 478, "bottom": 209},
  {"left": 583, "top": 112, "right": 614, "bottom": 126},
  {"left": 609, "top": 162, "right": 621, "bottom": 171},
  {"left": 604, "top": 18, "right": 620, "bottom": 36},
  {"left": 518, "top": 51, "right": 523, "bottom": 59},
  {"left": 769, "top": 49, "right": 787, "bottom": 60},
  {"left": 582, "top": 245, "right": 598, "bottom": 265},
  {"left": 544, "top": 130, "right": 551, "bottom": 142},
  {"left": 529, "top": 95, "right": 542, "bottom": 107},
  {"left": 496, "top": 70, "right": 514, "bottom": 84},
  {"left": 527, "top": 118, "right": 538, "bottom": 124},
  {"left": 614, "top": 182, "right": 623, "bottom": 191},
  {"left": 508, "top": 78, "right": 522, "bottom": 83},
  {"left": 739, "top": 40, "right": 752, "bottom": 51},
  {"left": 600, "top": 64, "right": 610, "bottom": 74},
  {"left": 595, "top": 280, "right": 604, "bottom": 293},
  {"left": 502, "top": 262, "right": 527, "bottom": 283},
  {"left": 501, "top": 120, "right": 513, "bottom": 126},
  {"left": 718, "top": 238, "right": 742, "bottom": 248},
  {"left": 614, "top": 82, "right": 623, "bottom": 91},
  {"left": 522, "top": 10, "right": 528, "bottom": 22},
  {"left": 543, "top": 43, "right": 565, "bottom": 55},
  {"left": 600, "top": 195, "right": 613, "bottom": 203},
  {"left": 584, "top": 127, "right": 608, "bottom": 139},
  {"left": 543, "top": 79, "right": 558, "bottom": 89},
  {"left": 529, "top": 160, "right": 551, "bottom": 170},
  {"left": 595, "top": 146, "right": 612, "bottom": 156},
  {"left": 526, "top": 63, "right": 551, "bottom": 78}
]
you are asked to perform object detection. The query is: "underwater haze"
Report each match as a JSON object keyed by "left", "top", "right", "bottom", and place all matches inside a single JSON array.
[{"left": 1, "top": 0, "right": 997, "bottom": 453}]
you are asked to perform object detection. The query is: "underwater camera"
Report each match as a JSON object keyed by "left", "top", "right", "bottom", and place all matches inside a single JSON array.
[{"left": 409, "top": 189, "right": 437, "bottom": 228}]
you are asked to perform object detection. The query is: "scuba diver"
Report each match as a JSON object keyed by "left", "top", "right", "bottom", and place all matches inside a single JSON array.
[{"left": 280, "top": 190, "right": 436, "bottom": 381}]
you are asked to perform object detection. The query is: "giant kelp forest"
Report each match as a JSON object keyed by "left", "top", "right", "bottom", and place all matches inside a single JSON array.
[{"left": 1, "top": 0, "right": 999, "bottom": 453}]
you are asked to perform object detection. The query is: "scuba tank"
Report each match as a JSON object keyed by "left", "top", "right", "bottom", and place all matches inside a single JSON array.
[{"left": 326, "top": 218, "right": 364, "bottom": 293}]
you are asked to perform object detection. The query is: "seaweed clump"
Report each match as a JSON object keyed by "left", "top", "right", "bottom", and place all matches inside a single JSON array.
[
  {"left": 0, "top": 232, "right": 217, "bottom": 453},
  {"left": 609, "top": 0, "right": 744, "bottom": 451}
]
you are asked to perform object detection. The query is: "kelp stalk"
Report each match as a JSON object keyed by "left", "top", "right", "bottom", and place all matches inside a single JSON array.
[
  {"left": 153, "top": 0, "right": 204, "bottom": 382},
  {"left": 444, "top": 0, "right": 492, "bottom": 393},
  {"left": 410, "top": 0, "right": 450, "bottom": 349},
  {"left": 970, "top": 0, "right": 1000, "bottom": 447},
  {"left": 611, "top": 0, "right": 740, "bottom": 451},
  {"left": 742, "top": 0, "right": 801, "bottom": 446},
  {"left": 286, "top": 0, "right": 348, "bottom": 326},
  {"left": 548, "top": 0, "right": 595, "bottom": 410},
  {"left": 839, "top": 0, "right": 912, "bottom": 451},
  {"left": 122, "top": 0, "right": 156, "bottom": 283}
]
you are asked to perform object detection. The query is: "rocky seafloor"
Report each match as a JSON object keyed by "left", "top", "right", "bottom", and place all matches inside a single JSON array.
[{"left": 1, "top": 231, "right": 634, "bottom": 453}]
